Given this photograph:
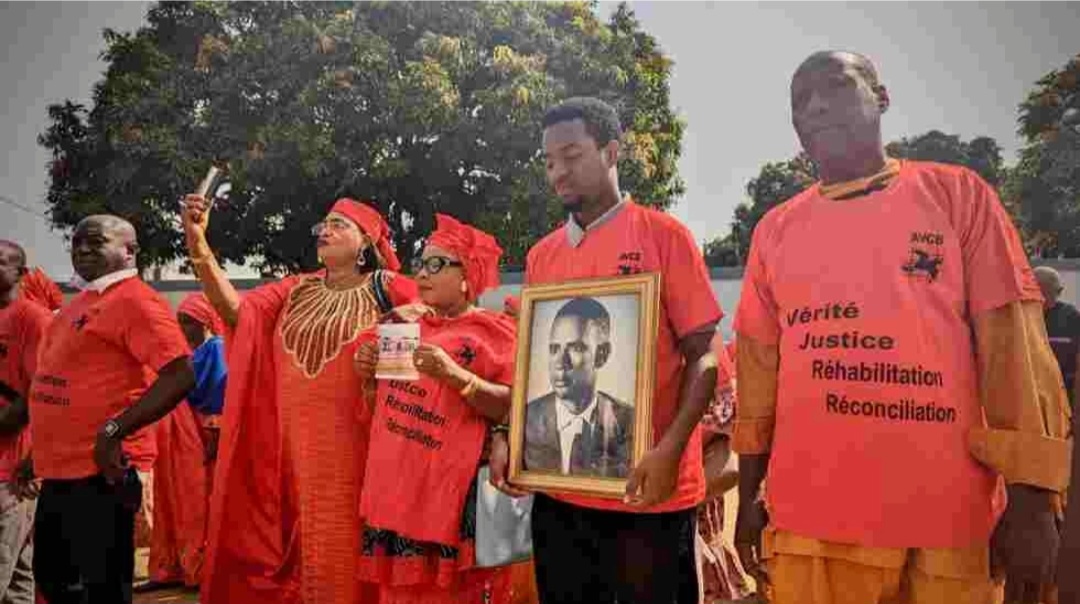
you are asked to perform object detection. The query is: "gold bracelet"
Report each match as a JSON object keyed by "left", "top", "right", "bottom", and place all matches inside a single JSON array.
[{"left": 459, "top": 374, "right": 479, "bottom": 399}]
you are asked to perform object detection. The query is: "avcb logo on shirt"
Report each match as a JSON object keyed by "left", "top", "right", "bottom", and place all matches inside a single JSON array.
[
  {"left": 456, "top": 342, "right": 477, "bottom": 367},
  {"left": 616, "top": 251, "right": 644, "bottom": 275},
  {"left": 902, "top": 231, "right": 945, "bottom": 282}
]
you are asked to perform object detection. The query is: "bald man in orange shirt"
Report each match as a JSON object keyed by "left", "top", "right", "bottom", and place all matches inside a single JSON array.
[{"left": 733, "top": 51, "right": 1069, "bottom": 604}]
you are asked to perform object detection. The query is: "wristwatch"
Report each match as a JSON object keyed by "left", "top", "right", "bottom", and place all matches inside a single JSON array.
[{"left": 102, "top": 419, "right": 122, "bottom": 440}]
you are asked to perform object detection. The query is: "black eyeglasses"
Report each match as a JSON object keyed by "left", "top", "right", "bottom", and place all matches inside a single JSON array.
[{"left": 411, "top": 256, "right": 463, "bottom": 275}]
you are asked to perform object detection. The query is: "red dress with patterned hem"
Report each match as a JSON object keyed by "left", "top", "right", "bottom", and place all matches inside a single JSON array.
[
  {"left": 357, "top": 308, "right": 517, "bottom": 604},
  {"left": 202, "top": 271, "right": 417, "bottom": 604}
]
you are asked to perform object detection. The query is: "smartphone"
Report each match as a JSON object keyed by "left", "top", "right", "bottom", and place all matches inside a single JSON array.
[{"left": 195, "top": 165, "right": 224, "bottom": 199}]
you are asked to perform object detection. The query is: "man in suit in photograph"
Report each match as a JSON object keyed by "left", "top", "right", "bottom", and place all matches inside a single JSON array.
[{"left": 525, "top": 297, "right": 633, "bottom": 478}]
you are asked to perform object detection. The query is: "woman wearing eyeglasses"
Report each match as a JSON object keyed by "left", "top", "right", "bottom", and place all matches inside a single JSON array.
[
  {"left": 181, "top": 194, "right": 417, "bottom": 604},
  {"left": 354, "top": 214, "right": 522, "bottom": 604}
]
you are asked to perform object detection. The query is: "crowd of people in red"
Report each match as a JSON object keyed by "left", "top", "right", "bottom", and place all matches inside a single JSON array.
[{"left": 0, "top": 50, "right": 1078, "bottom": 604}]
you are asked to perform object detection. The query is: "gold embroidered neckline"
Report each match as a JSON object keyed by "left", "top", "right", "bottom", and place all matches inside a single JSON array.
[{"left": 279, "top": 274, "right": 382, "bottom": 378}]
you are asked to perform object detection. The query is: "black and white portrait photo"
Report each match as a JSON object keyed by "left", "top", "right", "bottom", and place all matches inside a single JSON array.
[
  {"left": 523, "top": 295, "right": 639, "bottom": 478},
  {"left": 508, "top": 273, "right": 660, "bottom": 498}
]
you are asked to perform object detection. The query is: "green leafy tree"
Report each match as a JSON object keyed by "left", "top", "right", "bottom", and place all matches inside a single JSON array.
[
  {"left": 702, "top": 236, "right": 740, "bottom": 268},
  {"left": 1005, "top": 54, "right": 1080, "bottom": 258},
  {"left": 886, "top": 130, "right": 1005, "bottom": 186},
  {"left": 703, "top": 154, "right": 816, "bottom": 267},
  {"left": 39, "top": 1, "right": 684, "bottom": 274}
]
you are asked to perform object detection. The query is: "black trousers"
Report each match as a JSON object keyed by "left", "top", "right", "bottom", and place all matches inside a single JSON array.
[
  {"left": 531, "top": 494, "right": 699, "bottom": 604},
  {"left": 33, "top": 471, "right": 142, "bottom": 604}
]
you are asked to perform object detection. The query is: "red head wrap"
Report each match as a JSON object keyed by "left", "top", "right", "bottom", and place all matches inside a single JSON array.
[
  {"left": 427, "top": 214, "right": 503, "bottom": 300},
  {"left": 328, "top": 198, "right": 401, "bottom": 272},
  {"left": 178, "top": 292, "right": 227, "bottom": 336},
  {"left": 19, "top": 267, "right": 64, "bottom": 311}
]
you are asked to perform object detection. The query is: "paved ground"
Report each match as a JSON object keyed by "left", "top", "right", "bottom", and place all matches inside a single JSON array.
[
  {"left": 126, "top": 492, "right": 747, "bottom": 604},
  {"left": 132, "top": 548, "right": 198, "bottom": 603},
  {"left": 126, "top": 484, "right": 748, "bottom": 604}
]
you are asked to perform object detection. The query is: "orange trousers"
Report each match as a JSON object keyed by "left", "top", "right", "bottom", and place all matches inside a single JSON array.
[
  {"left": 765, "top": 529, "right": 1003, "bottom": 604},
  {"left": 767, "top": 554, "right": 1005, "bottom": 604}
]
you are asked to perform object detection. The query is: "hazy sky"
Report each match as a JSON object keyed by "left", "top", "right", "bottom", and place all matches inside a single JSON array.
[{"left": 2, "top": 1, "right": 1078, "bottom": 280}]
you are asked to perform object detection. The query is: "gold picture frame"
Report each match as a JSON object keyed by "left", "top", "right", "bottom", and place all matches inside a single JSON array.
[{"left": 507, "top": 273, "right": 661, "bottom": 498}]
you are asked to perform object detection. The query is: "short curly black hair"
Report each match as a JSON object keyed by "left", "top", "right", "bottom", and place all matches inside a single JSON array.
[
  {"left": 554, "top": 296, "right": 611, "bottom": 340},
  {"left": 542, "top": 97, "right": 622, "bottom": 146}
]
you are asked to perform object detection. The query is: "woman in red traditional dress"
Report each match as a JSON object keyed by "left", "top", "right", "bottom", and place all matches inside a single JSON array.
[
  {"left": 354, "top": 214, "right": 521, "bottom": 604},
  {"left": 143, "top": 293, "right": 228, "bottom": 591},
  {"left": 181, "top": 194, "right": 417, "bottom": 604}
]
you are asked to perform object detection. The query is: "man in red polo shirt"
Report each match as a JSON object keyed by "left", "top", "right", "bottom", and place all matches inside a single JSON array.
[
  {"left": 0, "top": 240, "right": 52, "bottom": 604},
  {"left": 29, "top": 215, "right": 194, "bottom": 604},
  {"left": 491, "top": 97, "right": 722, "bottom": 603}
]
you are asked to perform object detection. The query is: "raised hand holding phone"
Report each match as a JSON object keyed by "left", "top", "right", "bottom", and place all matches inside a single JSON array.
[
  {"left": 182, "top": 165, "right": 223, "bottom": 258},
  {"left": 195, "top": 165, "right": 222, "bottom": 198}
]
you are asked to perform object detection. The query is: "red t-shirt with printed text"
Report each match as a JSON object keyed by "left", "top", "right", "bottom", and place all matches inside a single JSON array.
[
  {"left": 734, "top": 161, "right": 1041, "bottom": 548},
  {"left": 359, "top": 309, "right": 517, "bottom": 546},
  {"left": 30, "top": 277, "right": 191, "bottom": 479},
  {"left": 0, "top": 299, "right": 52, "bottom": 481},
  {"left": 525, "top": 200, "right": 723, "bottom": 513}
]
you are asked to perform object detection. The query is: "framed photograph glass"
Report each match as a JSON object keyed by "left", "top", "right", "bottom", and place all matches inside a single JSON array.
[{"left": 508, "top": 273, "right": 660, "bottom": 498}]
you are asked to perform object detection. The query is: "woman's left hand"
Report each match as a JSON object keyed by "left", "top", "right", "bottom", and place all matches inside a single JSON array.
[{"left": 412, "top": 344, "right": 461, "bottom": 382}]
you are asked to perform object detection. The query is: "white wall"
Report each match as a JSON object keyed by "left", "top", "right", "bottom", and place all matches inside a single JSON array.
[{"left": 477, "top": 278, "right": 743, "bottom": 339}]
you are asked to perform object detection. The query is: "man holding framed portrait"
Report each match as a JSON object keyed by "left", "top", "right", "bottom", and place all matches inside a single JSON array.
[{"left": 490, "top": 96, "right": 722, "bottom": 604}]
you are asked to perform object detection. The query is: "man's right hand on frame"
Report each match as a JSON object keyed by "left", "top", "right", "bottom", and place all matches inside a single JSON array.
[{"left": 489, "top": 431, "right": 529, "bottom": 498}]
